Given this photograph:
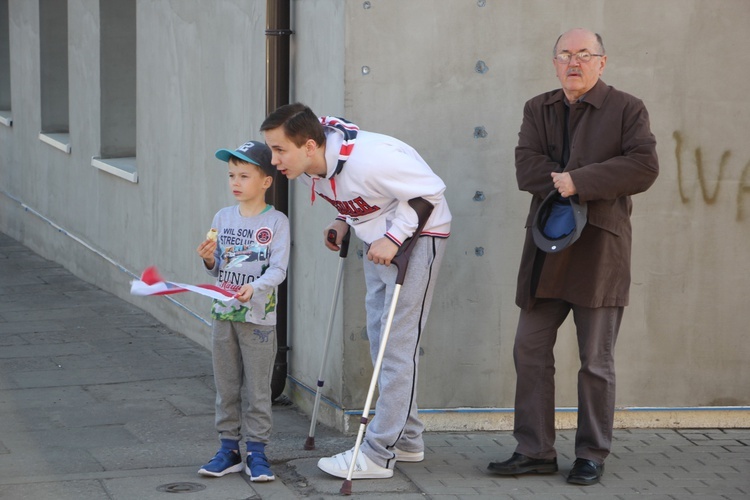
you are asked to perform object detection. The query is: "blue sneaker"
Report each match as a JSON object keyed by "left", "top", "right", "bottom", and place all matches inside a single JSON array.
[
  {"left": 246, "top": 452, "right": 275, "bottom": 482},
  {"left": 198, "top": 449, "right": 243, "bottom": 477}
]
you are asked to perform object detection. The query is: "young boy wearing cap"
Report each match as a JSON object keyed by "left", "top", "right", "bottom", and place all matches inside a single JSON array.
[{"left": 196, "top": 140, "right": 290, "bottom": 482}]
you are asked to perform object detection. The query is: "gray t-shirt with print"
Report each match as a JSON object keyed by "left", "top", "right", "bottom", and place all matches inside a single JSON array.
[{"left": 206, "top": 205, "right": 290, "bottom": 325}]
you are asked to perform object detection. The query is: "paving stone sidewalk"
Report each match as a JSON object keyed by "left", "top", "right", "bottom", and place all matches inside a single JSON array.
[{"left": 0, "top": 231, "right": 748, "bottom": 499}]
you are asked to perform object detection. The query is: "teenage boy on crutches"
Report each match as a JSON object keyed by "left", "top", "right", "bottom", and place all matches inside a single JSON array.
[{"left": 261, "top": 103, "right": 451, "bottom": 480}]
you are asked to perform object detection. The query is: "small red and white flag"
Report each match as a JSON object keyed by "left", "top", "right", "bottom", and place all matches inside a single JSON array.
[{"left": 130, "top": 266, "right": 237, "bottom": 303}]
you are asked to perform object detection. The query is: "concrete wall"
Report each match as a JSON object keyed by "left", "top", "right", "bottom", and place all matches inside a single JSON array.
[
  {"left": 338, "top": 0, "right": 750, "bottom": 429},
  {"left": 1, "top": 0, "right": 748, "bottom": 432},
  {"left": 1, "top": 0, "right": 270, "bottom": 350}
]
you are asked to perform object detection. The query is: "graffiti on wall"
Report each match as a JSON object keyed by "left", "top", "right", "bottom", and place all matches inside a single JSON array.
[{"left": 673, "top": 131, "right": 750, "bottom": 221}]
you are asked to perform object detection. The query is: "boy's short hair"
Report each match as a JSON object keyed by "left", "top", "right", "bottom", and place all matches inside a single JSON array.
[
  {"left": 260, "top": 103, "right": 326, "bottom": 148},
  {"left": 215, "top": 140, "right": 275, "bottom": 177}
]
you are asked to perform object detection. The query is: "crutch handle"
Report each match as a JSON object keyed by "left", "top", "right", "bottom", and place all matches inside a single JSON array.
[
  {"left": 327, "top": 227, "right": 352, "bottom": 258},
  {"left": 391, "top": 197, "right": 434, "bottom": 285}
]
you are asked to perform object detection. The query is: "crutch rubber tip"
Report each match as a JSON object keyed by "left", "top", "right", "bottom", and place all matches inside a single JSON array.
[
  {"left": 340, "top": 479, "right": 353, "bottom": 495},
  {"left": 303, "top": 436, "right": 315, "bottom": 450}
]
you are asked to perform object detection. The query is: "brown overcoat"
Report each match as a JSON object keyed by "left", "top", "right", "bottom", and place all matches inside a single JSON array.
[{"left": 515, "top": 79, "right": 659, "bottom": 310}]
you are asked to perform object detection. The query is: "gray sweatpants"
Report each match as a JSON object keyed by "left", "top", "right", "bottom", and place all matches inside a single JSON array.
[
  {"left": 211, "top": 319, "right": 276, "bottom": 445},
  {"left": 359, "top": 236, "right": 447, "bottom": 469}
]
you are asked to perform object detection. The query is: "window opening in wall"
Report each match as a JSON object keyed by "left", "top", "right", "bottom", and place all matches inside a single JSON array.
[
  {"left": 91, "top": 0, "right": 137, "bottom": 183},
  {"left": 38, "top": 0, "right": 70, "bottom": 152},
  {"left": 0, "top": 0, "right": 12, "bottom": 126}
]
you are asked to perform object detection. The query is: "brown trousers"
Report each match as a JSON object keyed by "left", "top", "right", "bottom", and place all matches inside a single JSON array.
[{"left": 512, "top": 299, "right": 624, "bottom": 464}]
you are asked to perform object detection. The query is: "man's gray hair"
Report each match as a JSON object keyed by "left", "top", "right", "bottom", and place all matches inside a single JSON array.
[{"left": 553, "top": 31, "right": 605, "bottom": 56}]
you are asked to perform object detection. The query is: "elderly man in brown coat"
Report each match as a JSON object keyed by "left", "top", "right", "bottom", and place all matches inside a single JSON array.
[{"left": 488, "top": 28, "right": 659, "bottom": 485}]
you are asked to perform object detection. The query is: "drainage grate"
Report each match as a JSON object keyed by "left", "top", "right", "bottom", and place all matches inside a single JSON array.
[{"left": 156, "top": 482, "right": 207, "bottom": 494}]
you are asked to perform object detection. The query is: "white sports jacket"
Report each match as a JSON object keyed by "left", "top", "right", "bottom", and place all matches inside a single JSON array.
[{"left": 298, "top": 125, "right": 451, "bottom": 246}]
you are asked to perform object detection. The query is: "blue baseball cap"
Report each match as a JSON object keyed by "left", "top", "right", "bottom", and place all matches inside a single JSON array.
[
  {"left": 532, "top": 189, "right": 588, "bottom": 253},
  {"left": 215, "top": 140, "right": 275, "bottom": 177}
]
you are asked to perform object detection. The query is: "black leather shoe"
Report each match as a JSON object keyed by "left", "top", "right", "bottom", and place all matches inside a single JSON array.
[
  {"left": 487, "top": 452, "right": 558, "bottom": 475},
  {"left": 566, "top": 458, "right": 604, "bottom": 485}
]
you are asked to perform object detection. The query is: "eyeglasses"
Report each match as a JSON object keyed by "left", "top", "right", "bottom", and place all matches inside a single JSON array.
[{"left": 554, "top": 51, "right": 604, "bottom": 64}]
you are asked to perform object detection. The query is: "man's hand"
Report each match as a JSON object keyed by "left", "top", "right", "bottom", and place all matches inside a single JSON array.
[
  {"left": 324, "top": 219, "right": 350, "bottom": 251},
  {"left": 197, "top": 239, "right": 217, "bottom": 269},
  {"left": 551, "top": 171, "right": 577, "bottom": 198},
  {"left": 367, "top": 237, "right": 399, "bottom": 266}
]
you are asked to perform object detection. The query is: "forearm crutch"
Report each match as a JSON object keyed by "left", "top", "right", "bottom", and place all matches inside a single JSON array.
[
  {"left": 304, "top": 226, "right": 351, "bottom": 450},
  {"left": 341, "top": 197, "right": 434, "bottom": 496}
]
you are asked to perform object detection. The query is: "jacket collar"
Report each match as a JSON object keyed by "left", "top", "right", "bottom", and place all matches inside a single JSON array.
[
  {"left": 543, "top": 79, "right": 609, "bottom": 109},
  {"left": 320, "top": 116, "right": 359, "bottom": 179}
]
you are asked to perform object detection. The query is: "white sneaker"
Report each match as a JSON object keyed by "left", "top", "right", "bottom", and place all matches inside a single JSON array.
[
  {"left": 317, "top": 448, "right": 394, "bottom": 479},
  {"left": 394, "top": 447, "right": 424, "bottom": 463}
]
